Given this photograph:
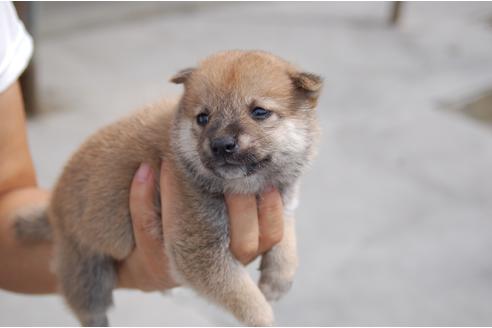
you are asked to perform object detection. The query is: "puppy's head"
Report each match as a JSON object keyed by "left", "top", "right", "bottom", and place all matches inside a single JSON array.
[{"left": 171, "top": 50, "right": 322, "bottom": 193}]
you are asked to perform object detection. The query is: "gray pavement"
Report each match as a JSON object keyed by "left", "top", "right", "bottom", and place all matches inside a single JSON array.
[{"left": 1, "top": 2, "right": 492, "bottom": 326}]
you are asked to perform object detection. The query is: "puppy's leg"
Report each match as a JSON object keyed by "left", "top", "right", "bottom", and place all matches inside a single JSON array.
[
  {"left": 171, "top": 244, "right": 274, "bottom": 326},
  {"left": 55, "top": 236, "right": 116, "bottom": 326},
  {"left": 213, "top": 260, "right": 274, "bottom": 326},
  {"left": 259, "top": 217, "right": 298, "bottom": 302}
]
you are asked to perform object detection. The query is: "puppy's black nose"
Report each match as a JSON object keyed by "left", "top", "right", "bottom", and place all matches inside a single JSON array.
[{"left": 211, "top": 136, "right": 238, "bottom": 157}]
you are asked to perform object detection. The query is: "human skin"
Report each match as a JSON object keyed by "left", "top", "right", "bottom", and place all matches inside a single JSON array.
[{"left": 0, "top": 81, "right": 285, "bottom": 294}]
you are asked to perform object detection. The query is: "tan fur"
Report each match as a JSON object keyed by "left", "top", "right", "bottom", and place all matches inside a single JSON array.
[
  {"left": 49, "top": 99, "right": 177, "bottom": 260},
  {"left": 16, "top": 50, "right": 322, "bottom": 326}
]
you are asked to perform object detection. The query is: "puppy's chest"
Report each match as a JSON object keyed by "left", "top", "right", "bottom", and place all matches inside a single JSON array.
[
  {"left": 176, "top": 185, "right": 296, "bottom": 238},
  {"left": 176, "top": 192, "right": 230, "bottom": 242}
]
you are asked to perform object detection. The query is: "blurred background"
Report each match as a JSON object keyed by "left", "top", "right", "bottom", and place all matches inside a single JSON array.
[{"left": 1, "top": 1, "right": 492, "bottom": 326}]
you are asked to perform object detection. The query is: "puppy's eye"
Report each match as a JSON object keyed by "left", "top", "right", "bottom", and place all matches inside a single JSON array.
[
  {"left": 251, "top": 107, "right": 271, "bottom": 120},
  {"left": 196, "top": 113, "right": 209, "bottom": 126}
]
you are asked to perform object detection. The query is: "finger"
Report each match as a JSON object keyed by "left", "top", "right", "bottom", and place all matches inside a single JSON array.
[
  {"left": 129, "top": 163, "right": 162, "bottom": 252},
  {"left": 225, "top": 193, "right": 259, "bottom": 265},
  {"left": 160, "top": 161, "right": 178, "bottom": 235},
  {"left": 257, "top": 187, "right": 284, "bottom": 254}
]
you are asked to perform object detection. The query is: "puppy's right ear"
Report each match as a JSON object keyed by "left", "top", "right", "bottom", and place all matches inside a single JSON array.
[{"left": 170, "top": 67, "right": 195, "bottom": 84}]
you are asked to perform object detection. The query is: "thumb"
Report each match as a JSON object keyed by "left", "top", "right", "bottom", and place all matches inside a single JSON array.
[{"left": 129, "top": 163, "right": 162, "bottom": 249}]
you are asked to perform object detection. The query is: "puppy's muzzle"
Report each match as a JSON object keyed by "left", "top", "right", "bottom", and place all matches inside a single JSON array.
[{"left": 210, "top": 136, "right": 239, "bottom": 158}]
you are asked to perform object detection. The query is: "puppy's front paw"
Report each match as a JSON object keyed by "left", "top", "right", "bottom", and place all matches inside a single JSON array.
[
  {"left": 259, "top": 270, "right": 294, "bottom": 302},
  {"left": 243, "top": 303, "right": 275, "bottom": 327}
]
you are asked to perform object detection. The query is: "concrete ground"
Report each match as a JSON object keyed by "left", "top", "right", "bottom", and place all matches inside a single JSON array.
[{"left": 2, "top": 2, "right": 492, "bottom": 326}]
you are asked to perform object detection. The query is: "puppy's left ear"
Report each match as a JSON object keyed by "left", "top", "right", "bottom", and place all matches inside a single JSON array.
[
  {"left": 290, "top": 71, "right": 323, "bottom": 108},
  {"left": 170, "top": 67, "right": 195, "bottom": 84}
]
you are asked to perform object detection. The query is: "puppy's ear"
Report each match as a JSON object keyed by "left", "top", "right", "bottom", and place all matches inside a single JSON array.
[
  {"left": 170, "top": 67, "right": 195, "bottom": 84},
  {"left": 290, "top": 71, "right": 323, "bottom": 108}
]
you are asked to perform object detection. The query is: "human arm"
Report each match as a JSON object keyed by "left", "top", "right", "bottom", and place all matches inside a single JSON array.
[{"left": 0, "top": 81, "right": 55, "bottom": 293}]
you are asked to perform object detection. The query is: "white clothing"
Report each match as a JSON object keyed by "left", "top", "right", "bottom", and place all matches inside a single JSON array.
[{"left": 0, "top": 1, "right": 33, "bottom": 92}]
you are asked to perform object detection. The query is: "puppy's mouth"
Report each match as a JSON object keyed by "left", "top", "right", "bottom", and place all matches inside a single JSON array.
[
  {"left": 206, "top": 155, "right": 272, "bottom": 179},
  {"left": 221, "top": 156, "right": 271, "bottom": 175}
]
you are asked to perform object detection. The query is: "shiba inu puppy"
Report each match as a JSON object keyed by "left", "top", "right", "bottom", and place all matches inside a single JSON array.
[{"left": 16, "top": 50, "right": 322, "bottom": 326}]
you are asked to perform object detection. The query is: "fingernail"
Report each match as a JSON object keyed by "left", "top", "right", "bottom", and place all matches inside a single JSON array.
[
  {"left": 264, "top": 185, "right": 275, "bottom": 193},
  {"left": 136, "top": 163, "right": 151, "bottom": 182}
]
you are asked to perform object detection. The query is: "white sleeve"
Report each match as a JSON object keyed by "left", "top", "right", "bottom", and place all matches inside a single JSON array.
[{"left": 0, "top": 1, "right": 33, "bottom": 93}]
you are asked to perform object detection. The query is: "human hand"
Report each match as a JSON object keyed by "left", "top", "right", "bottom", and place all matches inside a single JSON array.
[
  {"left": 118, "top": 161, "right": 285, "bottom": 291},
  {"left": 226, "top": 187, "right": 284, "bottom": 265},
  {"left": 117, "top": 162, "right": 178, "bottom": 291}
]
